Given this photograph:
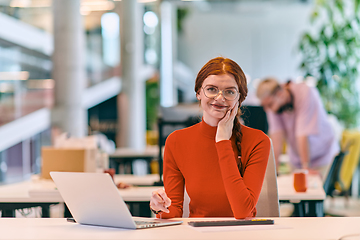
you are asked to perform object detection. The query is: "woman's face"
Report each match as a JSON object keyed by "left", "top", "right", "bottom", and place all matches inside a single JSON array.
[{"left": 197, "top": 74, "right": 240, "bottom": 126}]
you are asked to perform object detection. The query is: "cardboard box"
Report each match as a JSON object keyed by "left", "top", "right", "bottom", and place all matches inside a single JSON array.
[{"left": 41, "top": 147, "right": 98, "bottom": 179}]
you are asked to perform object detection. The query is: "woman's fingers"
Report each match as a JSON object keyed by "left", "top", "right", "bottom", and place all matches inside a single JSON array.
[
  {"left": 220, "top": 109, "right": 231, "bottom": 123},
  {"left": 216, "top": 102, "right": 239, "bottom": 142},
  {"left": 150, "top": 188, "right": 171, "bottom": 213},
  {"left": 158, "top": 189, "right": 172, "bottom": 208},
  {"left": 231, "top": 102, "right": 239, "bottom": 119},
  {"left": 228, "top": 102, "right": 238, "bottom": 121},
  {"left": 221, "top": 102, "right": 239, "bottom": 124}
]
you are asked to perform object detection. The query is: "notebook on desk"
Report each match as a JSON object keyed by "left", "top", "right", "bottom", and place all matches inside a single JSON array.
[{"left": 50, "top": 172, "right": 183, "bottom": 229}]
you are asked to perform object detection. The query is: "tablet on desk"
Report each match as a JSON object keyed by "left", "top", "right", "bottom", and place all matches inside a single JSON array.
[{"left": 188, "top": 219, "right": 274, "bottom": 227}]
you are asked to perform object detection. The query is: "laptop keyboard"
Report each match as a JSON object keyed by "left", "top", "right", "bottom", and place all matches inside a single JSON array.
[{"left": 134, "top": 220, "right": 159, "bottom": 225}]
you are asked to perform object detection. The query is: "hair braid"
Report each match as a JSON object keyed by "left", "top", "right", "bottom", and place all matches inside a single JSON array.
[{"left": 233, "top": 109, "right": 243, "bottom": 176}]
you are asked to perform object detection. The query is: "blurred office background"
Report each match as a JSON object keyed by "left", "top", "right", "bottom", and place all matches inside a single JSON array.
[{"left": 0, "top": 0, "right": 360, "bottom": 216}]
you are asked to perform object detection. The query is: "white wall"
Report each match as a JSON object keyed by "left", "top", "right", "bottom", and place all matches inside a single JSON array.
[{"left": 178, "top": 2, "right": 313, "bottom": 82}]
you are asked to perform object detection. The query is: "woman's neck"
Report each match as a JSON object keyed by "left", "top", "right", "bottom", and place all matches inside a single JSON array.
[{"left": 202, "top": 113, "right": 220, "bottom": 127}]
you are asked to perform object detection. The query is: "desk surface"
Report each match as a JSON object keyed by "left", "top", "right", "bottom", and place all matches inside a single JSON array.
[
  {"left": 116, "top": 174, "right": 326, "bottom": 202},
  {"left": 0, "top": 174, "right": 325, "bottom": 203},
  {"left": 0, "top": 217, "right": 359, "bottom": 240},
  {"left": 277, "top": 174, "right": 325, "bottom": 201},
  {"left": 0, "top": 178, "right": 60, "bottom": 203},
  {"left": 0, "top": 175, "right": 162, "bottom": 203}
]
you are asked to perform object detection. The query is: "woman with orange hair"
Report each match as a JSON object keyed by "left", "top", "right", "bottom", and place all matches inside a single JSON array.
[{"left": 150, "top": 57, "right": 270, "bottom": 219}]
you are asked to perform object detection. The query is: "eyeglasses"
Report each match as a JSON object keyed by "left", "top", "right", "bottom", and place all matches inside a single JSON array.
[{"left": 202, "top": 85, "right": 239, "bottom": 101}]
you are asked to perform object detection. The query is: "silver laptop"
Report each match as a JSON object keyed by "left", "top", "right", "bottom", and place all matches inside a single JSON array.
[{"left": 50, "top": 172, "right": 183, "bottom": 229}]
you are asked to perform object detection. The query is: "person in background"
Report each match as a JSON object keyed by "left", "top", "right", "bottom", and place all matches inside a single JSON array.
[
  {"left": 256, "top": 78, "right": 339, "bottom": 179},
  {"left": 149, "top": 57, "right": 270, "bottom": 219}
]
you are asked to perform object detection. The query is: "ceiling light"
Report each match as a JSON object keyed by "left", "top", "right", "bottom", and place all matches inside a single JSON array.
[{"left": 143, "top": 11, "right": 158, "bottom": 28}]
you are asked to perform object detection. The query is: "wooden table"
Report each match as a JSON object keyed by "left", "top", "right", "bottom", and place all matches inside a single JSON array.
[{"left": 0, "top": 217, "right": 359, "bottom": 239}]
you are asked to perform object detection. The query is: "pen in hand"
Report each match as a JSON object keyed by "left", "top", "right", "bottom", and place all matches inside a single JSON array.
[{"left": 150, "top": 188, "right": 171, "bottom": 214}]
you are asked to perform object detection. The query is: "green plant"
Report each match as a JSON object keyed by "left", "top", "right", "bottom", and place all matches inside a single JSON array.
[
  {"left": 177, "top": 7, "right": 189, "bottom": 33},
  {"left": 146, "top": 77, "right": 160, "bottom": 130},
  {"left": 299, "top": 0, "right": 360, "bottom": 128}
]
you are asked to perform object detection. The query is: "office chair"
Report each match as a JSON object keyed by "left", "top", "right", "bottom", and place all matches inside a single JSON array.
[
  {"left": 324, "top": 130, "right": 360, "bottom": 216},
  {"left": 256, "top": 140, "right": 280, "bottom": 217},
  {"left": 336, "top": 131, "right": 360, "bottom": 196},
  {"left": 323, "top": 150, "right": 347, "bottom": 198},
  {"left": 182, "top": 139, "right": 280, "bottom": 218},
  {"left": 241, "top": 105, "right": 269, "bottom": 134},
  {"left": 325, "top": 131, "right": 360, "bottom": 198},
  {"left": 154, "top": 116, "right": 200, "bottom": 186}
]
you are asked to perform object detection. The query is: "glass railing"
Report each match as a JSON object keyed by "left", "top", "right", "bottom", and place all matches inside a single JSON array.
[
  {"left": 0, "top": 36, "right": 53, "bottom": 126},
  {"left": 0, "top": 20, "right": 120, "bottom": 127}
]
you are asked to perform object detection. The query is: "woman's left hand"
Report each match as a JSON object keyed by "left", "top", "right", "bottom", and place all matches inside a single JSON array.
[{"left": 216, "top": 102, "right": 239, "bottom": 142}]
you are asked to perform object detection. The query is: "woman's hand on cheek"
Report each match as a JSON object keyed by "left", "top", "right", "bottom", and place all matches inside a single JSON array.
[{"left": 215, "top": 102, "right": 239, "bottom": 142}]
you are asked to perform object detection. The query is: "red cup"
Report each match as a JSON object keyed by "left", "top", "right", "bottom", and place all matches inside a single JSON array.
[{"left": 293, "top": 169, "right": 308, "bottom": 192}]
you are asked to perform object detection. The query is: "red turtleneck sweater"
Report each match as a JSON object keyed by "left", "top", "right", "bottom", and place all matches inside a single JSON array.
[{"left": 158, "top": 120, "right": 270, "bottom": 219}]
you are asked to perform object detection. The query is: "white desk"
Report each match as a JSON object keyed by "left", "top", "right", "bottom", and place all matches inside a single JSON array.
[
  {"left": 118, "top": 174, "right": 326, "bottom": 217},
  {"left": 277, "top": 174, "right": 325, "bottom": 201},
  {"left": 116, "top": 173, "right": 326, "bottom": 201},
  {"left": 0, "top": 175, "right": 159, "bottom": 201},
  {"left": 0, "top": 217, "right": 359, "bottom": 240},
  {"left": 114, "top": 174, "right": 327, "bottom": 217},
  {"left": 28, "top": 175, "right": 160, "bottom": 202},
  {"left": 1, "top": 174, "right": 326, "bottom": 218},
  {"left": 29, "top": 175, "right": 160, "bottom": 217},
  {"left": 0, "top": 175, "right": 160, "bottom": 218},
  {"left": 0, "top": 178, "right": 61, "bottom": 217},
  {"left": 277, "top": 174, "right": 326, "bottom": 217}
]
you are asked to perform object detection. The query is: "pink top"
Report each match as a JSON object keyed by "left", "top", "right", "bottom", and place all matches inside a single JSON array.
[{"left": 266, "top": 82, "right": 339, "bottom": 168}]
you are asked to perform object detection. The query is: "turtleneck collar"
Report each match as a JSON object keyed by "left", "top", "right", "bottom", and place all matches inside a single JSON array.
[{"left": 199, "top": 118, "right": 217, "bottom": 139}]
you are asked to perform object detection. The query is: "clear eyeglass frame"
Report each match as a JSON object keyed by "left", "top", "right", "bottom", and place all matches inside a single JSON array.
[{"left": 202, "top": 85, "right": 239, "bottom": 101}]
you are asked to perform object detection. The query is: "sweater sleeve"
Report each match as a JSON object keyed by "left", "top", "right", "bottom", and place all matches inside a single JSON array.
[
  {"left": 157, "top": 133, "right": 185, "bottom": 218},
  {"left": 215, "top": 136, "right": 270, "bottom": 219}
]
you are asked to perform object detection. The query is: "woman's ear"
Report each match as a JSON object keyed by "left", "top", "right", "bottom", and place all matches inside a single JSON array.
[{"left": 196, "top": 93, "right": 201, "bottom": 101}]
